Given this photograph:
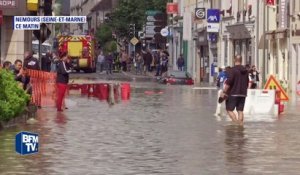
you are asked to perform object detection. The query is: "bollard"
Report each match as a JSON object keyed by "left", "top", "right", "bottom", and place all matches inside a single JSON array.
[
  {"left": 88, "top": 84, "right": 93, "bottom": 97},
  {"left": 98, "top": 83, "right": 109, "bottom": 100},
  {"left": 69, "top": 84, "right": 81, "bottom": 90},
  {"left": 114, "top": 83, "right": 121, "bottom": 103},
  {"left": 80, "top": 84, "right": 89, "bottom": 95},
  {"left": 275, "top": 90, "right": 284, "bottom": 114},
  {"left": 92, "top": 84, "right": 99, "bottom": 97},
  {"left": 108, "top": 83, "right": 115, "bottom": 105},
  {"left": 121, "top": 83, "right": 131, "bottom": 100}
]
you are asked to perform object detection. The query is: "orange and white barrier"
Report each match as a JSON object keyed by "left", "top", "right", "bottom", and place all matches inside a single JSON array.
[{"left": 27, "top": 70, "right": 57, "bottom": 107}]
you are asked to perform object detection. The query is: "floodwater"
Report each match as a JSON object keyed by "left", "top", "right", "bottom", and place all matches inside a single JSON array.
[{"left": 0, "top": 82, "right": 300, "bottom": 175}]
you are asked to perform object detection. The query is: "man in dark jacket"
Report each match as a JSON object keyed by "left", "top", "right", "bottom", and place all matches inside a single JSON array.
[
  {"left": 56, "top": 52, "right": 72, "bottom": 112},
  {"left": 23, "top": 51, "right": 40, "bottom": 70},
  {"left": 13, "top": 59, "right": 30, "bottom": 91},
  {"left": 105, "top": 52, "right": 113, "bottom": 75},
  {"left": 23, "top": 51, "right": 41, "bottom": 107},
  {"left": 144, "top": 49, "right": 153, "bottom": 72},
  {"left": 41, "top": 52, "right": 52, "bottom": 72},
  {"left": 221, "top": 55, "right": 249, "bottom": 125}
]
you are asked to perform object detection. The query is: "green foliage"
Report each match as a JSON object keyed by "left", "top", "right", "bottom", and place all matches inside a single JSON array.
[
  {"left": 103, "top": 41, "right": 117, "bottom": 54},
  {"left": 109, "top": 0, "right": 168, "bottom": 38},
  {"left": 0, "top": 70, "right": 30, "bottom": 121},
  {"left": 96, "top": 23, "right": 113, "bottom": 46}
]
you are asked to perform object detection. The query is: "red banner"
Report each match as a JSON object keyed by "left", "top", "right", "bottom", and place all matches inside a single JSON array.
[{"left": 167, "top": 3, "right": 178, "bottom": 14}]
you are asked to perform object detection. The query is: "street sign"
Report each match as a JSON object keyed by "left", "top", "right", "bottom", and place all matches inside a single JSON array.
[
  {"left": 146, "top": 26, "right": 163, "bottom": 33},
  {"left": 0, "top": 0, "right": 17, "bottom": 8},
  {"left": 147, "top": 16, "right": 156, "bottom": 21},
  {"left": 166, "top": 3, "right": 178, "bottom": 14},
  {"left": 207, "top": 9, "right": 220, "bottom": 23},
  {"left": 33, "top": 23, "right": 51, "bottom": 43},
  {"left": 146, "top": 10, "right": 161, "bottom": 16},
  {"left": 266, "top": 0, "right": 275, "bottom": 6},
  {"left": 264, "top": 75, "right": 289, "bottom": 101},
  {"left": 145, "top": 10, "right": 167, "bottom": 41},
  {"left": 146, "top": 21, "right": 166, "bottom": 26},
  {"left": 195, "top": 8, "right": 206, "bottom": 20},
  {"left": 160, "top": 28, "right": 169, "bottom": 37},
  {"left": 207, "top": 23, "right": 220, "bottom": 32},
  {"left": 130, "top": 37, "right": 139, "bottom": 46}
]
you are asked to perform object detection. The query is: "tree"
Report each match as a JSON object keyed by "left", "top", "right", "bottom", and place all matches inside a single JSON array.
[
  {"left": 96, "top": 23, "right": 113, "bottom": 47},
  {"left": 109, "top": 0, "right": 168, "bottom": 39},
  {"left": 103, "top": 41, "right": 117, "bottom": 54}
]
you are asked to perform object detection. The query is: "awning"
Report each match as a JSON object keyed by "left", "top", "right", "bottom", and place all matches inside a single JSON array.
[
  {"left": 275, "top": 29, "right": 288, "bottom": 39},
  {"left": 258, "top": 33, "right": 268, "bottom": 49},
  {"left": 226, "top": 24, "right": 251, "bottom": 39},
  {"left": 265, "top": 30, "right": 275, "bottom": 40}
]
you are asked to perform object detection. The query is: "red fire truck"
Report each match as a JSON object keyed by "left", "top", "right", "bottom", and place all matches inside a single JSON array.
[{"left": 57, "top": 35, "right": 96, "bottom": 73}]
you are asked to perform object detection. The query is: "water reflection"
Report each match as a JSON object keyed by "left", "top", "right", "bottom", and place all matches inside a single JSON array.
[
  {"left": 0, "top": 83, "right": 300, "bottom": 174},
  {"left": 225, "top": 125, "right": 247, "bottom": 174}
]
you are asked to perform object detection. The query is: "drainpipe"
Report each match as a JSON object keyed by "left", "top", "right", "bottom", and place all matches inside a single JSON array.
[{"left": 262, "top": 0, "right": 266, "bottom": 83}]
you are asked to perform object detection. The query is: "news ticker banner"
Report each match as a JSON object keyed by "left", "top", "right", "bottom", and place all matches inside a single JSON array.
[{"left": 13, "top": 16, "right": 87, "bottom": 30}]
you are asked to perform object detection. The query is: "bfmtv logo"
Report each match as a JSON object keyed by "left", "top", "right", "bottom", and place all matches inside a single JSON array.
[{"left": 16, "top": 131, "right": 39, "bottom": 155}]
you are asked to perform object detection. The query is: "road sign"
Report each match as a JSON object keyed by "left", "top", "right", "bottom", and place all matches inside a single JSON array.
[
  {"left": 130, "top": 37, "right": 139, "bottom": 46},
  {"left": 146, "top": 16, "right": 156, "bottom": 21},
  {"left": 146, "top": 21, "right": 166, "bottom": 26},
  {"left": 195, "top": 8, "right": 206, "bottom": 20},
  {"left": 266, "top": 0, "right": 275, "bottom": 6},
  {"left": 166, "top": 3, "right": 178, "bottom": 14},
  {"left": 146, "top": 26, "right": 163, "bottom": 33},
  {"left": 160, "top": 28, "right": 169, "bottom": 37},
  {"left": 207, "top": 23, "right": 220, "bottom": 32},
  {"left": 145, "top": 11, "right": 167, "bottom": 41},
  {"left": 264, "top": 75, "right": 289, "bottom": 101},
  {"left": 146, "top": 10, "right": 161, "bottom": 16},
  {"left": 33, "top": 23, "right": 51, "bottom": 43},
  {"left": 207, "top": 9, "right": 220, "bottom": 23}
]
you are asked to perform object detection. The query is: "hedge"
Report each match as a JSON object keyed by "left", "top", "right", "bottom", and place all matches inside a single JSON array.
[{"left": 0, "top": 69, "right": 30, "bottom": 121}]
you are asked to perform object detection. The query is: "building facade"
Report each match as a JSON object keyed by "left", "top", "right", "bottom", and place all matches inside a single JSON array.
[
  {"left": 70, "top": 0, "right": 118, "bottom": 35},
  {"left": 289, "top": 0, "right": 300, "bottom": 100},
  {"left": 173, "top": 0, "right": 299, "bottom": 93},
  {"left": 0, "top": 0, "right": 32, "bottom": 64}
]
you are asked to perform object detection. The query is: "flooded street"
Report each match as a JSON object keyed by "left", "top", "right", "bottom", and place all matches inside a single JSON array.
[{"left": 1, "top": 81, "right": 300, "bottom": 175}]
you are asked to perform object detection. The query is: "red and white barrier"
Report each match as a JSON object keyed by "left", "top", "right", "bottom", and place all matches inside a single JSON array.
[{"left": 244, "top": 89, "right": 282, "bottom": 116}]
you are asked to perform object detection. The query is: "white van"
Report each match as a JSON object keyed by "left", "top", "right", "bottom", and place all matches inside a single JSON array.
[{"left": 32, "top": 40, "right": 52, "bottom": 58}]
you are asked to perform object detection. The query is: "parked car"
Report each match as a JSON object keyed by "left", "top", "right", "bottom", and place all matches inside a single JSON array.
[{"left": 159, "top": 71, "right": 194, "bottom": 85}]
